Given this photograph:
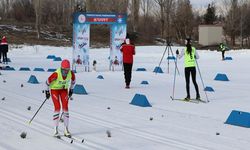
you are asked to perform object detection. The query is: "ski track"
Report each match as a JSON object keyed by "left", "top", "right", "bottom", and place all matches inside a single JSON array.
[
  {"left": 1, "top": 81, "right": 249, "bottom": 149},
  {"left": 0, "top": 83, "right": 221, "bottom": 123},
  {"left": 0, "top": 108, "right": 108, "bottom": 150},
  {"left": 0, "top": 140, "right": 19, "bottom": 150},
  {"left": 0, "top": 87, "right": 113, "bottom": 150},
  {"left": 2, "top": 80, "right": 250, "bottom": 150},
  {"left": 0, "top": 85, "right": 243, "bottom": 150},
  {"left": 0, "top": 91, "right": 210, "bottom": 150},
  {"left": 87, "top": 93, "right": 221, "bottom": 122}
]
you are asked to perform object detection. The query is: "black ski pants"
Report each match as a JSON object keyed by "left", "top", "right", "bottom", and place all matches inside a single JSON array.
[
  {"left": 123, "top": 63, "right": 133, "bottom": 86},
  {"left": 185, "top": 67, "right": 199, "bottom": 97},
  {"left": 222, "top": 50, "right": 225, "bottom": 60},
  {"left": 2, "top": 52, "right": 7, "bottom": 63}
]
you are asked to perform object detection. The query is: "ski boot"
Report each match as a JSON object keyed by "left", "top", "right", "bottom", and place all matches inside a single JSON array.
[
  {"left": 196, "top": 94, "right": 201, "bottom": 100},
  {"left": 184, "top": 96, "right": 190, "bottom": 101},
  {"left": 64, "top": 127, "right": 71, "bottom": 138},
  {"left": 53, "top": 127, "right": 60, "bottom": 139}
]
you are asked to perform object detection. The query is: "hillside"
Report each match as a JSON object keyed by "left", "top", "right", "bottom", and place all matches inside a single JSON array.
[
  {"left": 0, "top": 23, "right": 156, "bottom": 47},
  {"left": 0, "top": 23, "right": 72, "bottom": 46}
]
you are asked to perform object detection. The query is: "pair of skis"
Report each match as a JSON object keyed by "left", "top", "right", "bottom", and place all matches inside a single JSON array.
[
  {"left": 55, "top": 134, "right": 84, "bottom": 144},
  {"left": 170, "top": 96, "right": 208, "bottom": 103}
]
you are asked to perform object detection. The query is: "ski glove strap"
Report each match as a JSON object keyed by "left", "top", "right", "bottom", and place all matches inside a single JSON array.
[
  {"left": 176, "top": 49, "right": 179, "bottom": 55},
  {"left": 45, "top": 90, "right": 50, "bottom": 99},
  {"left": 69, "top": 89, "right": 73, "bottom": 98}
]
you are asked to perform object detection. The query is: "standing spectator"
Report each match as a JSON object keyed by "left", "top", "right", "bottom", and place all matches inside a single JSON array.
[
  {"left": 120, "top": 38, "right": 135, "bottom": 89},
  {"left": 93, "top": 60, "right": 97, "bottom": 71},
  {"left": 0, "top": 36, "right": 8, "bottom": 64},
  {"left": 76, "top": 55, "right": 82, "bottom": 65},
  {"left": 45, "top": 59, "right": 76, "bottom": 137},
  {"left": 0, "top": 38, "right": 2, "bottom": 63},
  {"left": 176, "top": 38, "right": 200, "bottom": 100}
]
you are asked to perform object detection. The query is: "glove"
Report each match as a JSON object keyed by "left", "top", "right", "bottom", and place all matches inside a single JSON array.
[
  {"left": 176, "top": 49, "right": 179, "bottom": 55},
  {"left": 69, "top": 89, "right": 73, "bottom": 98},
  {"left": 45, "top": 90, "right": 50, "bottom": 99}
]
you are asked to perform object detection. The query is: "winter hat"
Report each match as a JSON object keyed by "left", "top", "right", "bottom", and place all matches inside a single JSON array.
[
  {"left": 185, "top": 38, "right": 191, "bottom": 45},
  {"left": 1, "top": 36, "right": 7, "bottom": 45},
  {"left": 61, "top": 59, "right": 70, "bottom": 69},
  {"left": 186, "top": 38, "right": 191, "bottom": 42}
]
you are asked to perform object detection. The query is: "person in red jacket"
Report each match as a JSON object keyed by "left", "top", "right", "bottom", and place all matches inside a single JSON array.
[
  {"left": 120, "top": 38, "right": 135, "bottom": 88},
  {"left": 0, "top": 36, "right": 8, "bottom": 64},
  {"left": 0, "top": 39, "right": 2, "bottom": 63},
  {"left": 45, "top": 59, "right": 76, "bottom": 137}
]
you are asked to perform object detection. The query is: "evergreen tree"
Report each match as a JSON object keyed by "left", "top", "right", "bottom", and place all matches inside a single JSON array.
[{"left": 203, "top": 3, "right": 216, "bottom": 24}]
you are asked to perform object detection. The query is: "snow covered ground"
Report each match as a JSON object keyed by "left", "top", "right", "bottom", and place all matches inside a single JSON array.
[{"left": 0, "top": 45, "right": 250, "bottom": 150}]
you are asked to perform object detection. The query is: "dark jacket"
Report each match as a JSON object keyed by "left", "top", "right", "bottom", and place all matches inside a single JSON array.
[{"left": 0, "top": 45, "right": 8, "bottom": 53}]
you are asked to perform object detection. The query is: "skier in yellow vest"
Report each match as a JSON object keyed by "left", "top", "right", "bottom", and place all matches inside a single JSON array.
[
  {"left": 45, "top": 59, "right": 76, "bottom": 137},
  {"left": 219, "top": 43, "right": 226, "bottom": 60},
  {"left": 176, "top": 38, "right": 200, "bottom": 100}
]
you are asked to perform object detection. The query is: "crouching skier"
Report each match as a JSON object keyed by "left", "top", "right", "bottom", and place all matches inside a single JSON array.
[{"left": 45, "top": 59, "right": 75, "bottom": 138}]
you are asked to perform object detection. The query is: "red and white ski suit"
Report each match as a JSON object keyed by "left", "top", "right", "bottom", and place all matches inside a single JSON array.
[{"left": 46, "top": 69, "right": 75, "bottom": 127}]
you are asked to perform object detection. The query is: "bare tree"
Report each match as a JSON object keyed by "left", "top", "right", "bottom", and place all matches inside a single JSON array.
[
  {"left": 164, "top": 0, "right": 174, "bottom": 40},
  {"left": 11, "top": 0, "right": 35, "bottom": 21},
  {"left": 6, "top": 0, "right": 10, "bottom": 18},
  {"left": 34, "top": 0, "right": 41, "bottom": 39},
  {"left": 131, "top": 0, "right": 139, "bottom": 32},
  {"left": 85, "top": 0, "right": 127, "bottom": 13},
  {"left": 67, "top": 0, "right": 75, "bottom": 26},
  {"left": 173, "top": 0, "right": 194, "bottom": 41},
  {"left": 224, "top": 0, "right": 241, "bottom": 46},
  {"left": 0, "top": 0, "right": 8, "bottom": 19},
  {"left": 154, "top": 0, "right": 165, "bottom": 38},
  {"left": 141, "top": 0, "right": 151, "bottom": 32},
  {"left": 238, "top": 0, "right": 250, "bottom": 47}
]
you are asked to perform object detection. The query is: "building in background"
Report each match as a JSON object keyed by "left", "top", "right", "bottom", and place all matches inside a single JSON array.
[{"left": 199, "top": 25, "right": 222, "bottom": 46}]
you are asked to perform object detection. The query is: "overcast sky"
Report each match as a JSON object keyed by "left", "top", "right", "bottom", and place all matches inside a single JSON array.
[{"left": 190, "top": 0, "right": 215, "bottom": 7}]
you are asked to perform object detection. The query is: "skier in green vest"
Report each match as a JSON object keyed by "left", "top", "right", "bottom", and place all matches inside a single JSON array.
[
  {"left": 219, "top": 43, "right": 226, "bottom": 60},
  {"left": 45, "top": 59, "right": 76, "bottom": 138},
  {"left": 176, "top": 38, "right": 200, "bottom": 100}
]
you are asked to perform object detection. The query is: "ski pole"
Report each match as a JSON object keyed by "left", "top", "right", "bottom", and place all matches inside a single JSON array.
[
  {"left": 195, "top": 59, "right": 209, "bottom": 102},
  {"left": 167, "top": 46, "right": 170, "bottom": 73},
  {"left": 169, "top": 47, "right": 180, "bottom": 75},
  {"left": 59, "top": 112, "right": 64, "bottom": 122},
  {"left": 29, "top": 98, "right": 48, "bottom": 124},
  {"left": 59, "top": 96, "right": 72, "bottom": 122},
  {"left": 172, "top": 54, "right": 178, "bottom": 99}
]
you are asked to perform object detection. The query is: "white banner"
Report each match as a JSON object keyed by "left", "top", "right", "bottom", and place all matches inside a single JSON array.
[
  {"left": 110, "top": 24, "right": 127, "bottom": 66},
  {"left": 73, "top": 24, "right": 90, "bottom": 71}
]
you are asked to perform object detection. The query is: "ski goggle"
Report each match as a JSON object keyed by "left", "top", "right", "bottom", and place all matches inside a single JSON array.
[{"left": 61, "top": 68, "right": 70, "bottom": 74}]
